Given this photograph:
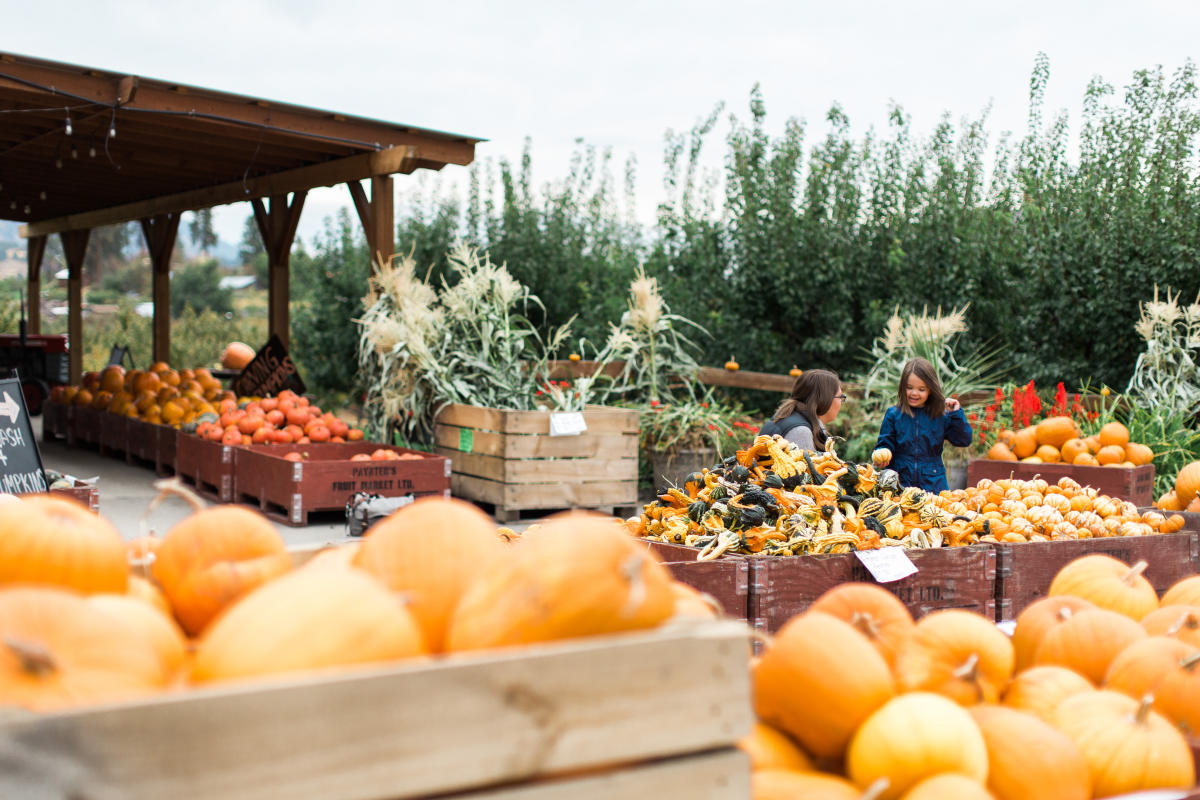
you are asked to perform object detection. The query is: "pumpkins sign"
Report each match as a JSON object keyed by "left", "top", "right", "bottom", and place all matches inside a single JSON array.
[
  {"left": 230, "top": 335, "right": 306, "bottom": 398},
  {"left": 0, "top": 377, "right": 48, "bottom": 495}
]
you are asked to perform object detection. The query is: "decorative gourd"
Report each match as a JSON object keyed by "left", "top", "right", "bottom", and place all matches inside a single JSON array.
[
  {"left": 191, "top": 568, "right": 427, "bottom": 682},
  {"left": 808, "top": 583, "right": 914, "bottom": 668},
  {"left": 752, "top": 769, "right": 862, "bottom": 800},
  {"left": 788, "top": 366, "right": 803, "bottom": 377},
  {"left": 568, "top": 353, "right": 581, "bottom": 362},
  {"left": 738, "top": 722, "right": 813, "bottom": 772},
  {"left": 353, "top": 497, "right": 502, "bottom": 652},
  {"left": 1011, "top": 595, "right": 1096, "bottom": 672},
  {"left": 1033, "top": 607, "right": 1147, "bottom": 683},
  {"left": 899, "top": 773, "right": 994, "bottom": 800},
  {"left": 1105, "top": 636, "right": 1200, "bottom": 733},
  {"left": 1047, "top": 554, "right": 1158, "bottom": 620},
  {"left": 87, "top": 593, "right": 188, "bottom": 678},
  {"left": 724, "top": 356, "right": 739, "bottom": 371},
  {"left": 1174, "top": 460, "right": 1200, "bottom": 506},
  {"left": 152, "top": 489, "right": 292, "bottom": 635},
  {"left": 1162, "top": 575, "right": 1200, "bottom": 607},
  {"left": 1098, "top": 421, "right": 1130, "bottom": 448},
  {"left": 872, "top": 447, "right": 893, "bottom": 467},
  {"left": 1140, "top": 605, "right": 1200, "bottom": 648},
  {"left": 446, "top": 513, "right": 675, "bottom": 652},
  {"left": 0, "top": 586, "right": 166, "bottom": 710},
  {"left": 846, "top": 692, "right": 988, "bottom": 800},
  {"left": 1011, "top": 427, "right": 1038, "bottom": 459},
  {"left": 967, "top": 704, "right": 1090, "bottom": 800},
  {"left": 894, "top": 610, "right": 1014, "bottom": 705},
  {"left": 0, "top": 495, "right": 127, "bottom": 594},
  {"left": 1001, "top": 665, "right": 1093, "bottom": 724},
  {"left": 221, "top": 341, "right": 256, "bottom": 370},
  {"left": 1035, "top": 416, "right": 1078, "bottom": 449},
  {"left": 754, "top": 611, "right": 895, "bottom": 759},
  {"left": 1053, "top": 690, "right": 1195, "bottom": 798}
]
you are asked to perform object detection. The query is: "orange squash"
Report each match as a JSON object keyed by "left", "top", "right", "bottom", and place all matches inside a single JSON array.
[
  {"left": 152, "top": 503, "right": 292, "bottom": 635},
  {"left": 0, "top": 586, "right": 166, "bottom": 710},
  {"left": 1011, "top": 595, "right": 1096, "bottom": 672},
  {"left": 1163, "top": 575, "right": 1200, "bottom": 607},
  {"left": 126, "top": 574, "right": 172, "bottom": 617},
  {"left": 899, "top": 774, "right": 994, "bottom": 800},
  {"left": 894, "top": 610, "right": 1014, "bottom": 705},
  {"left": 1058, "top": 438, "right": 1088, "bottom": 464},
  {"left": 738, "top": 722, "right": 813, "bottom": 772},
  {"left": 221, "top": 341, "right": 256, "bottom": 370},
  {"left": 1140, "top": 605, "right": 1200, "bottom": 648},
  {"left": 967, "top": 704, "right": 1089, "bottom": 800},
  {"left": 1033, "top": 607, "right": 1147, "bottom": 683},
  {"left": 1035, "top": 416, "right": 1078, "bottom": 449},
  {"left": 1124, "top": 442, "right": 1154, "bottom": 466},
  {"left": 353, "top": 497, "right": 503, "bottom": 652},
  {"left": 986, "top": 442, "right": 1017, "bottom": 462},
  {"left": 1175, "top": 461, "right": 1200, "bottom": 506},
  {"left": 192, "top": 568, "right": 427, "bottom": 683},
  {"left": 445, "top": 513, "right": 675, "bottom": 652},
  {"left": 1001, "top": 665, "right": 1093, "bottom": 724},
  {"left": 1098, "top": 421, "right": 1130, "bottom": 448},
  {"left": 752, "top": 769, "right": 861, "bottom": 800},
  {"left": 1105, "top": 636, "right": 1200, "bottom": 733},
  {"left": 1095, "top": 444, "right": 1126, "bottom": 465},
  {"left": 808, "top": 582, "right": 914, "bottom": 668},
  {"left": 1156, "top": 490, "right": 1183, "bottom": 511},
  {"left": 1047, "top": 554, "right": 1158, "bottom": 620},
  {"left": 87, "top": 593, "right": 188, "bottom": 678},
  {"left": 0, "top": 495, "right": 127, "bottom": 594},
  {"left": 1011, "top": 427, "right": 1038, "bottom": 459},
  {"left": 754, "top": 611, "right": 896, "bottom": 759},
  {"left": 1072, "top": 452, "right": 1099, "bottom": 466}
]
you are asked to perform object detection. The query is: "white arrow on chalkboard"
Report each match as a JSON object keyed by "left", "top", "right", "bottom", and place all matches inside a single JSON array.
[{"left": 0, "top": 393, "right": 19, "bottom": 424}]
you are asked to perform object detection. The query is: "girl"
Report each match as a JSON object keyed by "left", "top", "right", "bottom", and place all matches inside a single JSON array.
[
  {"left": 759, "top": 369, "right": 845, "bottom": 452},
  {"left": 875, "top": 357, "right": 972, "bottom": 492}
]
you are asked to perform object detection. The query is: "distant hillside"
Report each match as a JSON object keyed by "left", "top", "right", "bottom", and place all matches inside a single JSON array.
[{"left": 0, "top": 220, "right": 18, "bottom": 248}]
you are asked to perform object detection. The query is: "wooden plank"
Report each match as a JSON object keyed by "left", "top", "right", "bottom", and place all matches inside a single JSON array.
[
  {"left": 369, "top": 175, "right": 393, "bottom": 267},
  {"left": 437, "top": 449, "right": 636, "bottom": 484},
  {"left": 966, "top": 459, "right": 1155, "bottom": 506},
  {"left": 25, "top": 235, "right": 45, "bottom": 334},
  {"left": 433, "top": 425, "right": 637, "bottom": 460},
  {"left": 175, "top": 434, "right": 236, "bottom": 502},
  {"left": 697, "top": 367, "right": 795, "bottom": 393},
  {"left": 435, "top": 405, "right": 639, "bottom": 435},
  {"left": 140, "top": 212, "right": 180, "bottom": 366},
  {"left": 0, "top": 622, "right": 751, "bottom": 800},
  {"left": 446, "top": 749, "right": 748, "bottom": 800},
  {"left": 61, "top": 229, "right": 89, "bottom": 385},
  {"left": 451, "top": 473, "right": 638, "bottom": 510}
]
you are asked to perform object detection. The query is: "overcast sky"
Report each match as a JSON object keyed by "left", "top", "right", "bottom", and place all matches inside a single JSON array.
[{"left": 3, "top": 0, "right": 1198, "bottom": 249}]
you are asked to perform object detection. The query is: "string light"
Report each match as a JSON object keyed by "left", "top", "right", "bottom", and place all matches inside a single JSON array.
[
  {"left": 39, "top": 191, "right": 47, "bottom": 200},
  {"left": 64, "top": 107, "right": 72, "bottom": 136},
  {"left": 71, "top": 145, "right": 78, "bottom": 159},
  {"left": 89, "top": 144, "right": 96, "bottom": 158},
  {"left": 23, "top": 205, "right": 31, "bottom": 215}
]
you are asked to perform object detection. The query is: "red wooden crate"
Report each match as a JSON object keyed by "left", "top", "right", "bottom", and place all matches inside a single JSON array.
[
  {"left": 234, "top": 443, "right": 451, "bottom": 526},
  {"left": 639, "top": 540, "right": 751, "bottom": 624},
  {"left": 157, "top": 425, "right": 179, "bottom": 475},
  {"left": 993, "top": 531, "right": 1200, "bottom": 620},
  {"left": 48, "top": 479, "right": 99, "bottom": 513},
  {"left": 967, "top": 458, "right": 1155, "bottom": 506},
  {"left": 97, "top": 412, "right": 127, "bottom": 458},
  {"left": 42, "top": 401, "right": 68, "bottom": 441},
  {"left": 176, "top": 433, "right": 236, "bottom": 502},
  {"left": 70, "top": 405, "right": 102, "bottom": 447},
  {"left": 125, "top": 418, "right": 159, "bottom": 467}
]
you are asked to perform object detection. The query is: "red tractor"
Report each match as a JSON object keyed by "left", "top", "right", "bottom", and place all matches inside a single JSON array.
[{"left": 0, "top": 295, "right": 69, "bottom": 415}]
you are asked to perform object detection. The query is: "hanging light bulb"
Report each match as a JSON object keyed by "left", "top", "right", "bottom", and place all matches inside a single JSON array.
[
  {"left": 23, "top": 205, "right": 31, "bottom": 215},
  {"left": 55, "top": 157, "right": 63, "bottom": 169},
  {"left": 39, "top": 191, "right": 47, "bottom": 200},
  {"left": 8, "top": 201, "right": 15, "bottom": 210},
  {"left": 108, "top": 120, "right": 116, "bottom": 139},
  {"left": 71, "top": 145, "right": 78, "bottom": 160},
  {"left": 65, "top": 108, "right": 73, "bottom": 136},
  {"left": 89, "top": 144, "right": 96, "bottom": 158}
]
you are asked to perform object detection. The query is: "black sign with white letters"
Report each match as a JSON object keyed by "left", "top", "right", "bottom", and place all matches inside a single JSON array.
[
  {"left": 231, "top": 335, "right": 307, "bottom": 398},
  {"left": 0, "top": 377, "right": 47, "bottom": 495}
]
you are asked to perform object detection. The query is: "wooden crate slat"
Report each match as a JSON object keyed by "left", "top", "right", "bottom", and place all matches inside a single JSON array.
[
  {"left": 0, "top": 623, "right": 751, "bottom": 800},
  {"left": 98, "top": 412, "right": 128, "bottom": 457},
  {"left": 125, "top": 417, "right": 159, "bottom": 464},
  {"left": 967, "top": 458, "right": 1155, "bottom": 506},
  {"left": 445, "top": 749, "right": 748, "bottom": 800},
  {"left": 433, "top": 425, "right": 637, "bottom": 460},
  {"left": 451, "top": 473, "right": 637, "bottom": 510},
  {"left": 436, "top": 404, "right": 639, "bottom": 435},
  {"left": 436, "top": 448, "right": 636, "bottom": 484},
  {"left": 175, "top": 434, "right": 236, "bottom": 502}
]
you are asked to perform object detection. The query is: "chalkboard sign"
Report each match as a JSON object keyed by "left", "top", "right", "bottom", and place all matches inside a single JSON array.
[
  {"left": 0, "top": 377, "right": 48, "bottom": 495},
  {"left": 231, "top": 335, "right": 307, "bottom": 398}
]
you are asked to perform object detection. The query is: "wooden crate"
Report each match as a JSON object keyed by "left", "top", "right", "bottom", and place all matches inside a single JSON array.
[
  {"left": 1140, "top": 507, "right": 1200, "bottom": 531},
  {"left": 48, "top": 478, "right": 99, "bottom": 513},
  {"left": 993, "top": 531, "right": 1200, "bottom": 620},
  {"left": 640, "top": 540, "right": 751, "bottom": 624},
  {"left": 748, "top": 545, "right": 998, "bottom": 632},
  {"left": 125, "top": 417, "right": 160, "bottom": 469},
  {"left": 97, "top": 412, "right": 128, "bottom": 458},
  {"left": 41, "top": 400, "right": 68, "bottom": 441},
  {"left": 967, "top": 458, "right": 1155, "bottom": 506},
  {"left": 235, "top": 443, "right": 451, "bottom": 526},
  {"left": 70, "top": 404, "right": 102, "bottom": 447},
  {"left": 175, "top": 433, "right": 236, "bottom": 502},
  {"left": 434, "top": 404, "right": 639, "bottom": 521},
  {"left": 157, "top": 425, "right": 179, "bottom": 475},
  {"left": 0, "top": 621, "right": 751, "bottom": 800}
]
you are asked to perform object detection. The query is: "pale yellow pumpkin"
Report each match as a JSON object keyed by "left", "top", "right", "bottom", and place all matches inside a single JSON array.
[{"left": 1047, "top": 554, "right": 1158, "bottom": 620}]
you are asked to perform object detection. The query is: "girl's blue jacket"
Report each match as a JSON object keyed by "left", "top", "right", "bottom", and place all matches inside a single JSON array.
[{"left": 875, "top": 405, "right": 973, "bottom": 493}]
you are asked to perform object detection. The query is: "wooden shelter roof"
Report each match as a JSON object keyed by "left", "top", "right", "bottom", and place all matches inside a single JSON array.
[{"left": 0, "top": 50, "right": 482, "bottom": 236}]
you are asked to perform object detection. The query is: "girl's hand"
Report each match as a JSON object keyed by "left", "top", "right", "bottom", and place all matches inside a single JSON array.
[{"left": 946, "top": 397, "right": 961, "bottom": 412}]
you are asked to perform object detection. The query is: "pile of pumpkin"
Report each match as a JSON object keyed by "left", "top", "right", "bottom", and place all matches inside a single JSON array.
[
  {"left": 1155, "top": 460, "right": 1200, "bottom": 513},
  {"left": 985, "top": 417, "right": 1153, "bottom": 467},
  {"left": 744, "top": 554, "right": 1200, "bottom": 799},
  {"left": 49, "top": 362, "right": 230, "bottom": 428},
  {"left": 0, "top": 490, "right": 715, "bottom": 712},
  {"left": 191, "top": 389, "right": 366, "bottom": 446}
]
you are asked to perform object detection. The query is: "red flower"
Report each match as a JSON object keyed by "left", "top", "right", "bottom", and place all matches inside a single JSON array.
[
  {"left": 994, "top": 386, "right": 1004, "bottom": 404},
  {"left": 650, "top": 400, "right": 659, "bottom": 407},
  {"left": 968, "top": 413, "right": 979, "bottom": 422},
  {"left": 708, "top": 424, "right": 717, "bottom": 431}
]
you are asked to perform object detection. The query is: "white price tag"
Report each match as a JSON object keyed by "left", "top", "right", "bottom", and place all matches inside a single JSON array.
[
  {"left": 855, "top": 547, "right": 918, "bottom": 583},
  {"left": 549, "top": 412, "right": 587, "bottom": 437}
]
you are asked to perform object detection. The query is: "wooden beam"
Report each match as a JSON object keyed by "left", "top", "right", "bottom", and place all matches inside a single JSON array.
[
  {"left": 21, "top": 146, "right": 414, "bottom": 237},
  {"left": 369, "top": 175, "right": 393, "bottom": 270},
  {"left": 347, "top": 181, "right": 371, "bottom": 252},
  {"left": 60, "top": 229, "right": 90, "bottom": 384},
  {"left": 140, "top": 213, "right": 180, "bottom": 365},
  {"left": 25, "top": 235, "right": 45, "bottom": 334},
  {"left": 253, "top": 193, "right": 306, "bottom": 350}
]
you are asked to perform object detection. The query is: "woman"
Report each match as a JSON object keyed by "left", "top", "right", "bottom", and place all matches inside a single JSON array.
[
  {"left": 759, "top": 369, "right": 845, "bottom": 451},
  {"left": 874, "top": 357, "right": 973, "bottom": 492}
]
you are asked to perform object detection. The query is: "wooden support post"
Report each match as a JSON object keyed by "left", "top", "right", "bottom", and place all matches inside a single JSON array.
[
  {"left": 252, "top": 192, "right": 306, "bottom": 350},
  {"left": 25, "top": 235, "right": 46, "bottom": 334},
  {"left": 347, "top": 176, "right": 394, "bottom": 272},
  {"left": 60, "top": 229, "right": 91, "bottom": 384},
  {"left": 139, "top": 212, "right": 181, "bottom": 366}
]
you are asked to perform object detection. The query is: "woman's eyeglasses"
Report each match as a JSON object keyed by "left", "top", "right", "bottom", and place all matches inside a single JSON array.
[{"left": 834, "top": 393, "right": 848, "bottom": 401}]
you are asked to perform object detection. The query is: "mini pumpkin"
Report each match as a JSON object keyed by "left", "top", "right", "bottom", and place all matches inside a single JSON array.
[
  {"left": 0, "top": 495, "right": 127, "bottom": 594},
  {"left": 894, "top": 610, "right": 1014, "bottom": 705},
  {"left": 1033, "top": 607, "right": 1147, "bottom": 683},
  {"left": 1001, "top": 665, "right": 1093, "bottom": 724},
  {"left": 1047, "top": 554, "right": 1158, "bottom": 620}
]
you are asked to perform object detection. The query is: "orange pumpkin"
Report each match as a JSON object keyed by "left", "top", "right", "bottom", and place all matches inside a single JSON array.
[
  {"left": 1095, "top": 444, "right": 1127, "bottom": 465},
  {"left": 1011, "top": 595, "right": 1096, "bottom": 672},
  {"left": 1035, "top": 416, "right": 1077, "bottom": 449},
  {"left": 1174, "top": 461, "right": 1200, "bottom": 506},
  {"left": 1047, "top": 554, "right": 1158, "bottom": 620},
  {"left": 1162, "top": 575, "right": 1200, "bottom": 607},
  {"left": 0, "top": 586, "right": 166, "bottom": 710},
  {"left": 967, "top": 704, "right": 1090, "bottom": 800},
  {"left": 1072, "top": 452, "right": 1099, "bottom": 466},
  {"left": 1001, "top": 665, "right": 1093, "bottom": 724},
  {"left": 1011, "top": 427, "right": 1038, "bottom": 459},
  {"left": 1156, "top": 490, "right": 1183, "bottom": 511},
  {"left": 152, "top": 504, "right": 292, "bottom": 635},
  {"left": 669, "top": 581, "right": 720, "bottom": 619},
  {"left": 1105, "top": 636, "right": 1200, "bottom": 734},
  {"left": 1033, "top": 444, "right": 1061, "bottom": 463},
  {"left": 1124, "top": 442, "right": 1154, "bottom": 466},
  {"left": 221, "top": 341, "right": 256, "bottom": 370},
  {"left": 899, "top": 774, "right": 994, "bottom": 800},
  {"left": 0, "top": 495, "right": 127, "bottom": 594},
  {"left": 445, "top": 513, "right": 675, "bottom": 652},
  {"left": 87, "top": 593, "right": 188, "bottom": 678},
  {"left": 986, "top": 442, "right": 1017, "bottom": 461},
  {"left": 894, "top": 610, "right": 1014, "bottom": 705},
  {"left": 126, "top": 574, "right": 172, "bottom": 616},
  {"left": 752, "top": 769, "right": 861, "bottom": 800},
  {"left": 738, "top": 722, "right": 813, "bottom": 772},
  {"left": 1053, "top": 690, "right": 1195, "bottom": 798},
  {"left": 808, "top": 582, "right": 914, "bottom": 667},
  {"left": 191, "top": 568, "right": 427, "bottom": 682},
  {"left": 1058, "top": 438, "right": 1088, "bottom": 464},
  {"left": 754, "top": 611, "right": 895, "bottom": 759},
  {"left": 1098, "top": 421, "right": 1130, "bottom": 448},
  {"left": 1033, "top": 607, "right": 1147, "bottom": 683},
  {"left": 353, "top": 498, "right": 502, "bottom": 653},
  {"left": 1140, "top": 605, "right": 1200, "bottom": 648}
]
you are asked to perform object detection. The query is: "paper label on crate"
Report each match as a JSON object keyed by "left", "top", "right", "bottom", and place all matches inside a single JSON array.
[
  {"left": 549, "top": 412, "right": 587, "bottom": 437},
  {"left": 855, "top": 548, "right": 918, "bottom": 583},
  {"left": 458, "top": 428, "right": 473, "bottom": 452}
]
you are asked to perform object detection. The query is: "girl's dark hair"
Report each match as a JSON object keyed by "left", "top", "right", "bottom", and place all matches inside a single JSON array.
[
  {"left": 771, "top": 369, "right": 841, "bottom": 446},
  {"left": 898, "top": 357, "right": 946, "bottom": 417}
]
